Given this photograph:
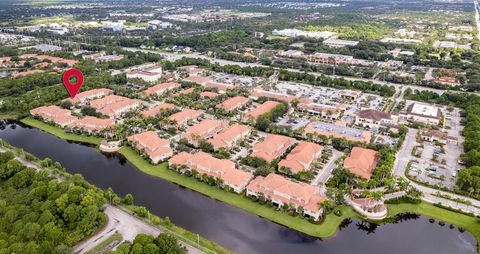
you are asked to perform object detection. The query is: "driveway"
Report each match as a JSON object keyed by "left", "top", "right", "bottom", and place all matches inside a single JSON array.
[{"left": 312, "top": 149, "right": 343, "bottom": 188}]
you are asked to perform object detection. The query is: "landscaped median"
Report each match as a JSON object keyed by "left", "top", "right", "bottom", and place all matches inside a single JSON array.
[{"left": 388, "top": 202, "right": 480, "bottom": 254}]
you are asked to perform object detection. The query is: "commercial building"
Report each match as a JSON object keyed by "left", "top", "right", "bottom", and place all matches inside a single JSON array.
[
  {"left": 323, "top": 38, "right": 359, "bottom": 48},
  {"left": 305, "top": 121, "right": 372, "bottom": 143},
  {"left": 401, "top": 103, "right": 442, "bottom": 125},
  {"left": 272, "top": 29, "right": 336, "bottom": 39},
  {"left": 355, "top": 109, "right": 396, "bottom": 129},
  {"left": 126, "top": 65, "right": 163, "bottom": 82}
]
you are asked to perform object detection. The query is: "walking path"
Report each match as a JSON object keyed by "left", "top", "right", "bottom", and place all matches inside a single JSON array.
[{"left": 0, "top": 146, "right": 206, "bottom": 254}]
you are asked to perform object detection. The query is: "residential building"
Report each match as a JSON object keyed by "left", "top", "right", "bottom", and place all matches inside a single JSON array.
[
  {"left": 210, "top": 124, "right": 252, "bottom": 150},
  {"left": 30, "top": 105, "right": 77, "bottom": 127},
  {"left": 182, "top": 119, "right": 229, "bottom": 146},
  {"left": 169, "top": 151, "right": 254, "bottom": 193},
  {"left": 168, "top": 109, "right": 203, "bottom": 127},
  {"left": 69, "top": 88, "right": 112, "bottom": 105},
  {"left": 95, "top": 97, "right": 141, "bottom": 118},
  {"left": 251, "top": 134, "right": 296, "bottom": 163},
  {"left": 436, "top": 76, "right": 460, "bottom": 86},
  {"left": 142, "top": 82, "right": 181, "bottom": 97},
  {"left": 305, "top": 121, "right": 372, "bottom": 143},
  {"left": 90, "top": 95, "right": 127, "bottom": 109},
  {"left": 200, "top": 91, "right": 219, "bottom": 98},
  {"left": 68, "top": 116, "right": 115, "bottom": 134},
  {"left": 204, "top": 81, "right": 237, "bottom": 93},
  {"left": 128, "top": 131, "right": 173, "bottom": 163},
  {"left": 343, "top": 147, "right": 378, "bottom": 179},
  {"left": 141, "top": 103, "right": 175, "bottom": 118},
  {"left": 12, "top": 69, "right": 45, "bottom": 78},
  {"left": 218, "top": 96, "right": 250, "bottom": 112},
  {"left": 243, "top": 101, "right": 280, "bottom": 121},
  {"left": 246, "top": 173, "right": 326, "bottom": 221},
  {"left": 278, "top": 141, "right": 323, "bottom": 174}
]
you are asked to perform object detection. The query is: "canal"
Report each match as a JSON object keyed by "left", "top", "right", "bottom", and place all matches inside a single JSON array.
[{"left": 0, "top": 122, "right": 476, "bottom": 254}]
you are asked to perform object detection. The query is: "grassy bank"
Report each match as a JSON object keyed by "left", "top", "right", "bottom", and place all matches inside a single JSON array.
[
  {"left": 120, "top": 146, "right": 357, "bottom": 238},
  {"left": 388, "top": 202, "right": 480, "bottom": 253},
  {"left": 20, "top": 117, "right": 480, "bottom": 248},
  {"left": 21, "top": 118, "right": 102, "bottom": 145},
  {"left": 85, "top": 233, "right": 123, "bottom": 254}
]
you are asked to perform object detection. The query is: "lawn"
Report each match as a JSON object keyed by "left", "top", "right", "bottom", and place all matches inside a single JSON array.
[
  {"left": 120, "top": 146, "right": 358, "bottom": 238},
  {"left": 21, "top": 118, "right": 102, "bottom": 145},
  {"left": 21, "top": 118, "right": 480, "bottom": 247},
  {"left": 85, "top": 233, "right": 122, "bottom": 254},
  {"left": 388, "top": 202, "right": 480, "bottom": 253}
]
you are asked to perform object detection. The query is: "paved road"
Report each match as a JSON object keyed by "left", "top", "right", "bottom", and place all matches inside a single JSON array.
[
  {"left": 122, "top": 47, "right": 455, "bottom": 95},
  {"left": 0, "top": 147, "right": 205, "bottom": 254},
  {"left": 393, "top": 128, "right": 480, "bottom": 215},
  {"left": 74, "top": 205, "right": 204, "bottom": 254},
  {"left": 312, "top": 149, "right": 343, "bottom": 188}
]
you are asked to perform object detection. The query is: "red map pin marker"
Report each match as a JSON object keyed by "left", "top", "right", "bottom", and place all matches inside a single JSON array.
[{"left": 62, "top": 68, "right": 84, "bottom": 98}]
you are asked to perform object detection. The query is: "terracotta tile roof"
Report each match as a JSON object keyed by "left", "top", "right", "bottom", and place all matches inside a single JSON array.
[
  {"left": 128, "top": 131, "right": 173, "bottom": 163},
  {"left": 343, "top": 147, "right": 378, "bottom": 179},
  {"left": 173, "top": 88, "right": 195, "bottom": 97},
  {"left": 68, "top": 116, "right": 115, "bottom": 132},
  {"left": 69, "top": 88, "right": 112, "bottom": 104},
  {"left": 250, "top": 87, "right": 298, "bottom": 103},
  {"left": 356, "top": 109, "right": 391, "bottom": 121},
  {"left": 244, "top": 101, "right": 280, "bottom": 121},
  {"left": 218, "top": 96, "right": 249, "bottom": 112},
  {"left": 279, "top": 141, "right": 323, "bottom": 173},
  {"left": 90, "top": 95, "right": 127, "bottom": 109},
  {"left": 18, "top": 54, "right": 78, "bottom": 67},
  {"left": 210, "top": 124, "right": 251, "bottom": 150},
  {"left": 168, "top": 109, "right": 202, "bottom": 126},
  {"left": 246, "top": 173, "right": 325, "bottom": 211},
  {"left": 251, "top": 134, "right": 296, "bottom": 162},
  {"left": 169, "top": 151, "right": 253, "bottom": 191},
  {"left": 142, "top": 82, "right": 181, "bottom": 96},
  {"left": 30, "top": 105, "right": 77, "bottom": 127},
  {"left": 141, "top": 103, "right": 175, "bottom": 117},
  {"left": 12, "top": 69, "right": 45, "bottom": 77},
  {"left": 204, "top": 81, "right": 237, "bottom": 92},
  {"left": 183, "top": 75, "right": 211, "bottom": 85},
  {"left": 200, "top": 91, "right": 219, "bottom": 98},
  {"left": 97, "top": 98, "right": 140, "bottom": 117},
  {"left": 183, "top": 119, "right": 228, "bottom": 144}
]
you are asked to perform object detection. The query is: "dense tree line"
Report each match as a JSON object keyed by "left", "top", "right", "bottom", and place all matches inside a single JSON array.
[
  {"left": 109, "top": 233, "right": 186, "bottom": 254},
  {"left": 0, "top": 151, "right": 106, "bottom": 253}
]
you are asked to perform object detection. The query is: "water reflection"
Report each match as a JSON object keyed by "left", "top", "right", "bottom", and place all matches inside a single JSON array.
[{"left": 0, "top": 121, "right": 476, "bottom": 254}]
